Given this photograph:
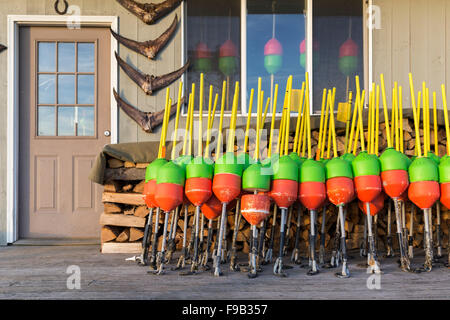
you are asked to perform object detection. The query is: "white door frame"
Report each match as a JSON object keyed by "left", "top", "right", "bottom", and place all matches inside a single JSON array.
[{"left": 6, "top": 15, "right": 118, "bottom": 243}]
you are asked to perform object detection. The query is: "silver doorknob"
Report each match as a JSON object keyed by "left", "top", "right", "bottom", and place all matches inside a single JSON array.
[{"left": 104, "top": 130, "right": 111, "bottom": 137}]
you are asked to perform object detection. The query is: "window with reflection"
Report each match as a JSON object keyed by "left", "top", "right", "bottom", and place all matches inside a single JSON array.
[
  {"left": 247, "top": 0, "right": 306, "bottom": 114},
  {"left": 37, "top": 41, "right": 96, "bottom": 136},
  {"left": 186, "top": 0, "right": 240, "bottom": 112},
  {"left": 312, "top": 0, "right": 364, "bottom": 112}
]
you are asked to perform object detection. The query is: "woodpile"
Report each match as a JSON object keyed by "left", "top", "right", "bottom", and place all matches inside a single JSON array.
[{"left": 99, "top": 116, "right": 449, "bottom": 254}]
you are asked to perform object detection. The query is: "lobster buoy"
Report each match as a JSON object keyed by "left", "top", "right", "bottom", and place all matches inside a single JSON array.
[
  {"left": 213, "top": 152, "right": 243, "bottom": 204},
  {"left": 298, "top": 159, "right": 326, "bottom": 210},
  {"left": 194, "top": 42, "right": 213, "bottom": 72},
  {"left": 352, "top": 151, "right": 382, "bottom": 203},
  {"left": 219, "top": 40, "right": 238, "bottom": 77},
  {"left": 358, "top": 192, "right": 386, "bottom": 216},
  {"left": 242, "top": 161, "right": 271, "bottom": 193},
  {"left": 143, "top": 158, "right": 168, "bottom": 208},
  {"left": 154, "top": 161, "right": 185, "bottom": 212},
  {"left": 269, "top": 155, "right": 298, "bottom": 209},
  {"left": 379, "top": 147, "right": 409, "bottom": 199},
  {"left": 185, "top": 156, "right": 214, "bottom": 206},
  {"left": 325, "top": 157, "right": 354, "bottom": 206},
  {"left": 241, "top": 193, "right": 271, "bottom": 226},
  {"left": 408, "top": 157, "right": 440, "bottom": 210},
  {"left": 439, "top": 156, "right": 450, "bottom": 209},
  {"left": 264, "top": 38, "right": 283, "bottom": 75},
  {"left": 339, "top": 38, "right": 358, "bottom": 77},
  {"left": 201, "top": 194, "right": 222, "bottom": 220}
]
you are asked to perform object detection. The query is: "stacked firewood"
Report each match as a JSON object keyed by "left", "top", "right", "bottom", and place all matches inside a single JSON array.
[{"left": 100, "top": 159, "right": 150, "bottom": 253}]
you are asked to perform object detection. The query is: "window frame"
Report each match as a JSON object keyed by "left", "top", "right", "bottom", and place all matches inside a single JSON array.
[{"left": 182, "top": 0, "right": 372, "bottom": 117}]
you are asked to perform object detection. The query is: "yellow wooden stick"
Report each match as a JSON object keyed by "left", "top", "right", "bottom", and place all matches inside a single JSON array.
[
  {"left": 301, "top": 98, "right": 308, "bottom": 157},
  {"left": 394, "top": 84, "right": 399, "bottom": 151},
  {"left": 391, "top": 86, "right": 397, "bottom": 149},
  {"left": 227, "top": 82, "right": 240, "bottom": 153},
  {"left": 321, "top": 89, "right": 331, "bottom": 159},
  {"left": 326, "top": 92, "right": 333, "bottom": 159},
  {"left": 380, "top": 74, "right": 392, "bottom": 148},
  {"left": 280, "top": 100, "right": 287, "bottom": 156},
  {"left": 207, "top": 85, "right": 213, "bottom": 133},
  {"left": 408, "top": 73, "right": 422, "bottom": 158},
  {"left": 197, "top": 74, "right": 205, "bottom": 157},
  {"left": 347, "top": 90, "right": 360, "bottom": 154},
  {"left": 261, "top": 96, "right": 270, "bottom": 128},
  {"left": 298, "top": 89, "right": 307, "bottom": 156},
  {"left": 370, "top": 83, "right": 376, "bottom": 154},
  {"left": 441, "top": 84, "right": 450, "bottom": 156},
  {"left": 257, "top": 90, "right": 265, "bottom": 157},
  {"left": 182, "top": 92, "right": 193, "bottom": 156},
  {"left": 316, "top": 88, "right": 327, "bottom": 160},
  {"left": 159, "top": 87, "right": 171, "bottom": 158},
  {"left": 329, "top": 89, "right": 338, "bottom": 158},
  {"left": 399, "top": 86, "right": 404, "bottom": 154},
  {"left": 423, "top": 88, "right": 428, "bottom": 157},
  {"left": 375, "top": 85, "right": 380, "bottom": 156},
  {"left": 358, "top": 90, "right": 366, "bottom": 152},
  {"left": 277, "top": 100, "right": 286, "bottom": 155},
  {"left": 205, "top": 93, "right": 219, "bottom": 158},
  {"left": 171, "top": 81, "right": 184, "bottom": 160},
  {"left": 344, "top": 92, "right": 353, "bottom": 153},
  {"left": 189, "top": 91, "right": 195, "bottom": 156},
  {"left": 305, "top": 72, "right": 312, "bottom": 158},
  {"left": 284, "top": 76, "right": 293, "bottom": 156},
  {"left": 426, "top": 88, "right": 431, "bottom": 155},
  {"left": 293, "top": 83, "right": 306, "bottom": 154},
  {"left": 243, "top": 89, "right": 255, "bottom": 153},
  {"left": 353, "top": 105, "right": 360, "bottom": 155},
  {"left": 216, "top": 81, "right": 227, "bottom": 161},
  {"left": 254, "top": 84, "right": 263, "bottom": 161},
  {"left": 432, "top": 91, "right": 438, "bottom": 155},
  {"left": 367, "top": 89, "right": 373, "bottom": 154},
  {"left": 268, "top": 84, "right": 279, "bottom": 158}
]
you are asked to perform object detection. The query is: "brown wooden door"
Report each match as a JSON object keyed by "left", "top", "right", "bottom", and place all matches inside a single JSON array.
[{"left": 19, "top": 26, "right": 111, "bottom": 239}]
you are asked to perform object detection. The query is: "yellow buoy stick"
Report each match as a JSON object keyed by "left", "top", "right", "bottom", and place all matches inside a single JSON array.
[
  {"left": 380, "top": 74, "right": 392, "bottom": 148},
  {"left": 423, "top": 88, "right": 428, "bottom": 158},
  {"left": 441, "top": 84, "right": 450, "bottom": 156},
  {"left": 284, "top": 76, "right": 293, "bottom": 156},
  {"left": 227, "top": 82, "right": 240, "bottom": 153},
  {"left": 321, "top": 90, "right": 331, "bottom": 159},
  {"left": 391, "top": 85, "right": 397, "bottom": 149},
  {"left": 293, "top": 83, "right": 306, "bottom": 153},
  {"left": 280, "top": 102, "right": 287, "bottom": 156},
  {"left": 347, "top": 90, "right": 360, "bottom": 154},
  {"left": 171, "top": 81, "right": 184, "bottom": 160},
  {"left": 316, "top": 88, "right": 327, "bottom": 160},
  {"left": 159, "top": 87, "right": 171, "bottom": 158},
  {"left": 426, "top": 88, "right": 431, "bottom": 155},
  {"left": 408, "top": 73, "right": 422, "bottom": 157},
  {"left": 367, "top": 89, "right": 373, "bottom": 154},
  {"left": 254, "top": 85, "right": 263, "bottom": 161},
  {"left": 243, "top": 89, "right": 255, "bottom": 153},
  {"left": 298, "top": 90, "right": 307, "bottom": 156},
  {"left": 207, "top": 85, "right": 213, "bottom": 133},
  {"left": 198, "top": 73, "right": 205, "bottom": 157},
  {"left": 205, "top": 93, "right": 219, "bottom": 158},
  {"left": 344, "top": 92, "right": 353, "bottom": 153},
  {"left": 182, "top": 92, "right": 193, "bottom": 156},
  {"left": 358, "top": 90, "right": 366, "bottom": 152},
  {"left": 330, "top": 89, "right": 338, "bottom": 158},
  {"left": 375, "top": 85, "right": 380, "bottom": 156},
  {"left": 268, "top": 84, "right": 279, "bottom": 158},
  {"left": 394, "top": 84, "right": 399, "bottom": 151},
  {"left": 257, "top": 90, "right": 265, "bottom": 154},
  {"left": 433, "top": 91, "right": 438, "bottom": 155},
  {"left": 261, "top": 96, "right": 270, "bottom": 128},
  {"left": 399, "top": 86, "right": 404, "bottom": 154},
  {"left": 216, "top": 81, "right": 227, "bottom": 161},
  {"left": 305, "top": 72, "right": 312, "bottom": 158},
  {"left": 301, "top": 99, "right": 308, "bottom": 157},
  {"left": 371, "top": 83, "right": 376, "bottom": 154},
  {"left": 188, "top": 92, "right": 195, "bottom": 156},
  {"left": 277, "top": 102, "right": 286, "bottom": 155},
  {"left": 326, "top": 92, "right": 333, "bottom": 159}
]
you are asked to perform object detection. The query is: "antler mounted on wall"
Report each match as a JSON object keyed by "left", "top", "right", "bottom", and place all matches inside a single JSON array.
[
  {"left": 0, "top": 44, "right": 7, "bottom": 53},
  {"left": 116, "top": 0, "right": 183, "bottom": 25},
  {"left": 113, "top": 89, "right": 184, "bottom": 133},
  {"left": 115, "top": 52, "right": 190, "bottom": 95},
  {"left": 111, "top": 14, "right": 178, "bottom": 60}
]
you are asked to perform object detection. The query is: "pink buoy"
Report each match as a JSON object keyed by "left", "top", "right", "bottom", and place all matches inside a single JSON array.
[
  {"left": 264, "top": 38, "right": 283, "bottom": 56},
  {"left": 195, "top": 42, "right": 211, "bottom": 59},
  {"left": 339, "top": 38, "right": 358, "bottom": 58},
  {"left": 220, "top": 39, "right": 237, "bottom": 57}
]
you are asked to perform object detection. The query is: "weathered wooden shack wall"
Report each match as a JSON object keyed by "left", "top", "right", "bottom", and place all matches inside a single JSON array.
[
  {"left": 373, "top": 0, "right": 450, "bottom": 109},
  {"left": 0, "top": 0, "right": 184, "bottom": 244}
]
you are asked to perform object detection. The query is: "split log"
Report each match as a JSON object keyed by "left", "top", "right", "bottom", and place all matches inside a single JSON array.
[
  {"left": 104, "top": 181, "right": 122, "bottom": 193},
  {"left": 116, "top": 228, "right": 130, "bottom": 242},
  {"left": 104, "top": 168, "right": 146, "bottom": 181},
  {"left": 100, "top": 213, "right": 146, "bottom": 228},
  {"left": 133, "top": 180, "right": 146, "bottom": 193},
  {"left": 104, "top": 202, "right": 122, "bottom": 213},
  {"left": 102, "top": 192, "right": 145, "bottom": 206},
  {"left": 122, "top": 184, "right": 134, "bottom": 192},
  {"left": 124, "top": 161, "right": 136, "bottom": 168},
  {"left": 101, "top": 242, "right": 141, "bottom": 253},
  {"left": 124, "top": 207, "right": 135, "bottom": 215},
  {"left": 129, "top": 227, "right": 144, "bottom": 241},
  {"left": 136, "top": 163, "right": 150, "bottom": 169},
  {"left": 134, "top": 206, "right": 149, "bottom": 218},
  {"left": 101, "top": 226, "right": 121, "bottom": 242}
]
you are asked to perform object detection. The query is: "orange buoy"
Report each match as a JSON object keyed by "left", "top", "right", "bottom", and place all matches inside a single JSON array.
[
  {"left": 381, "top": 169, "right": 409, "bottom": 199},
  {"left": 201, "top": 194, "right": 222, "bottom": 220},
  {"left": 154, "top": 182, "right": 184, "bottom": 213},
  {"left": 299, "top": 181, "right": 327, "bottom": 211},
  {"left": 358, "top": 192, "right": 386, "bottom": 216},
  {"left": 143, "top": 179, "right": 157, "bottom": 208},
  {"left": 185, "top": 177, "right": 213, "bottom": 207},
  {"left": 408, "top": 180, "right": 440, "bottom": 210},
  {"left": 240, "top": 194, "right": 271, "bottom": 226},
  {"left": 326, "top": 176, "right": 354, "bottom": 206},
  {"left": 269, "top": 179, "right": 298, "bottom": 209},
  {"left": 440, "top": 182, "right": 450, "bottom": 209},
  {"left": 354, "top": 175, "right": 382, "bottom": 203},
  {"left": 212, "top": 172, "right": 241, "bottom": 204}
]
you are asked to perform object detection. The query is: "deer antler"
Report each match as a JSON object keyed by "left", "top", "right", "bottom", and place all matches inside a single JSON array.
[
  {"left": 116, "top": 0, "right": 183, "bottom": 25},
  {"left": 113, "top": 89, "right": 184, "bottom": 133},
  {"left": 111, "top": 14, "right": 178, "bottom": 60},
  {"left": 0, "top": 44, "right": 7, "bottom": 53},
  {"left": 115, "top": 52, "right": 190, "bottom": 95}
]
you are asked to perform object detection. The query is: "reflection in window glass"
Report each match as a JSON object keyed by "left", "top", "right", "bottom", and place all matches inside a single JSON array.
[
  {"left": 38, "top": 74, "right": 56, "bottom": 104},
  {"left": 58, "top": 42, "right": 75, "bottom": 72},
  {"left": 77, "top": 43, "right": 95, "bottom": 72},
  {"left": 77, "top": 107, "right": 95, "bottom": 136},
  {"left": 247, "top": 0, "right": 306, "bottom": 113},
  {"left": 38, "top": 42, "right": 56, "bottom": 72},
  {"left": 77, "top": 75, "right": 95, "bottom": 104},
  {"left": 186, "top": 0, "right": 240, "bottom": 111},
  {"left": 58, "top": 106, "right": 75, "bottom": 136},
  {"left": 58, "top": 75, "right": 75, "bottom": 104},
  {"left": 313, "top": 0, "right": 363, "bottom": 111},
  {"left": 38, "top": 106, "right": 55, "bottom": 136}
]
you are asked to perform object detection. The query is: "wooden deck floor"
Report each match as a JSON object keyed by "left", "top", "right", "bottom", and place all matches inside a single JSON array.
[{"left": 0, "top": 245, "right": 448, "bottom": 300}]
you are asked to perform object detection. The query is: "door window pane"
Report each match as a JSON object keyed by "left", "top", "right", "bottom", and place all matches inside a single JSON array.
[
  {"left": 312, "top": 0, "right": 363, "bottom": 111},
  {"left": 78, "top": 43, "right": 95, "bottom": 72},
  {"left": 247, "top": 0, "right": 306, "bottom": 113},
  {"left": 58, "top": 42, "right": 75, "bottom": 72},
  {"left": 38, "top": 42, "right": 56, "bottom": 72},
  {"left": 58, "top": 106, "right": 76, "bottom": 136},
  {"left": 77, "top": 75, "right": 95, "bottom": 104},
  {"left": 186, "top": 0, "right": 240, "bottom": 112},
  {"left": 38, "top": 74, "right": 56, "bottom": 104},
  {"left": 77, "top": 107, "right": 95, "bottom": 136},
  {"left": 58, "top": 75, "right": 75, "bottom": 104},
  {"left": 38, "top": 106, "right": 56, "bottom": 136}
]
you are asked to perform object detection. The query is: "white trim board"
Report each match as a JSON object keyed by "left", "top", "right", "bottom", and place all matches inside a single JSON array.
[{"left": 6, "top": 15, "right": 118, "bottom": 244}]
